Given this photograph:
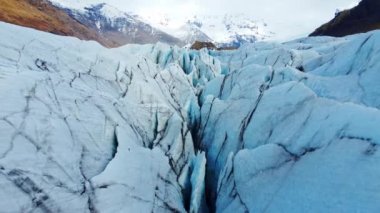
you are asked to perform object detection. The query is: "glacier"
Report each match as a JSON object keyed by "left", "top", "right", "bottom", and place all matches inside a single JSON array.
[{"left": 0, "top": 21, "right": 380, "bottom": 213}]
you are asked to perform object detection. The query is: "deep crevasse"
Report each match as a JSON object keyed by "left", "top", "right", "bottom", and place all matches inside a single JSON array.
[
  {"left": 1, "top": 21, "right": 380, "bottom": 213},
  {"left": 0, "top": 22, "right": 218, "bottom": 212}
]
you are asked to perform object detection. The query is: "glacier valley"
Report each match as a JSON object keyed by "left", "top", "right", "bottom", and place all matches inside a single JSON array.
[{"left": 0, "top": 22, "right": 380, "bottom": 212}]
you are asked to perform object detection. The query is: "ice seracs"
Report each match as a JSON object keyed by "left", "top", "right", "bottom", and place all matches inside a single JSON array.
[
  {"left": 201, "top": 30, "right": 380, "bottom": 212},
  {"left": 0, "top": 21, "right": 218, "bottom": 212}
]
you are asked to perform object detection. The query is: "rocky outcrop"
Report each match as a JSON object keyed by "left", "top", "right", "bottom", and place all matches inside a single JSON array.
[
  {"left": 190, "top": 41, "right": 217, "bottom": 50},
  {"left": 310, "top": 0, "right": 380, "bottom": 37}
]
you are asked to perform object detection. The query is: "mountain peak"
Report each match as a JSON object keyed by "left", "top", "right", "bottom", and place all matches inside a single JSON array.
[
  {"left": 50, "top": 0, "right": 183, "bottom": 46},
  {"left": 84, "top": 3, "right": 129, "bottom": 20},
  {"left": 140, "top": 13, "right": 274, "bottom": 48}
]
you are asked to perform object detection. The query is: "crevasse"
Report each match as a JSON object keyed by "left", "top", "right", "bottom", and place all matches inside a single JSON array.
[{"left": 1, "top": 22, "right": 380, "bottom": 213}]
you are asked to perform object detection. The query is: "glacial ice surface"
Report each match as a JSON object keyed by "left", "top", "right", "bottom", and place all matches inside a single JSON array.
[
  {"left": 204, "top": 30, "right": 380, "bottom": 212},
  {"left": 1, "top": 21, "right": 380, "bottom": 213}
]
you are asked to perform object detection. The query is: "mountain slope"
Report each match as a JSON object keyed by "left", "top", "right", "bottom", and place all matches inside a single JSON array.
[
  {"left": 1, "top": 21, "right": 380, "bottom": 212},
  {"left": 0, "top": 0, "right": 110, "bottom": 45},
  {"left": 172, "top": 23, "right": 213, "bottom": 46},
  {"left": 0, "top": 0, "right": 268, "bottom": 48},
  {"left": 310, "top": 0, "right": 380, "bottom": 37},
  {"left": 0, "top": 0, "right": 182, "bottom": 47},
  {"left": 57, "top": 3, "right": 183, "bottom": 46}
]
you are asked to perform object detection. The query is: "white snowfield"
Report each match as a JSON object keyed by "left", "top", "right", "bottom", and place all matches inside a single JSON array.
[{"left": 0, "top": 21, "right": 380, "bottom": 213}]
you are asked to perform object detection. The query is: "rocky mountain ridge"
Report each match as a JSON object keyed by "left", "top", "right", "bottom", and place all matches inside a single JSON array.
[
  {"left": 310, "top": 0, "right": 380, "bottom": 37},
  {"left": 0, "top": 0, "right": 182, "bottom": 47},
  {"left": 52, "top": 2, "right": 183, "bottom": 47},
  {"left": 0, "top": 0, "right": 273, "bottom": 48}
]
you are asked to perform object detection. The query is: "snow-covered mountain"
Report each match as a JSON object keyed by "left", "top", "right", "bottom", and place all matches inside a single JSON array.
[
  {"left": 141, "top": 13, "right": 274, "bottom": 48},
  {"left": 42, "top": 0, "right": 272, "bottom": 48},
  {"left": 49, "top": 1, "right": 183, "bottom": 46},
  {"left": 1, "top": 17, "right": 380, "bottom": 213}
]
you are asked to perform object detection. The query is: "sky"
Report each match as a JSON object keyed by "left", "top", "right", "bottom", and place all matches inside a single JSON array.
[{"left": 56, "top": 0, "right": 361, "bottom": 41}]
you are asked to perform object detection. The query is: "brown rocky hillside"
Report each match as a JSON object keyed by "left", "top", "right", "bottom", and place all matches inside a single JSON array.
[
  {"left": 0, "top": 0, "right": 117, "bottom": 47},
  {"left": 310, "top": 0, "right": 380, "bottom": 37}
]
